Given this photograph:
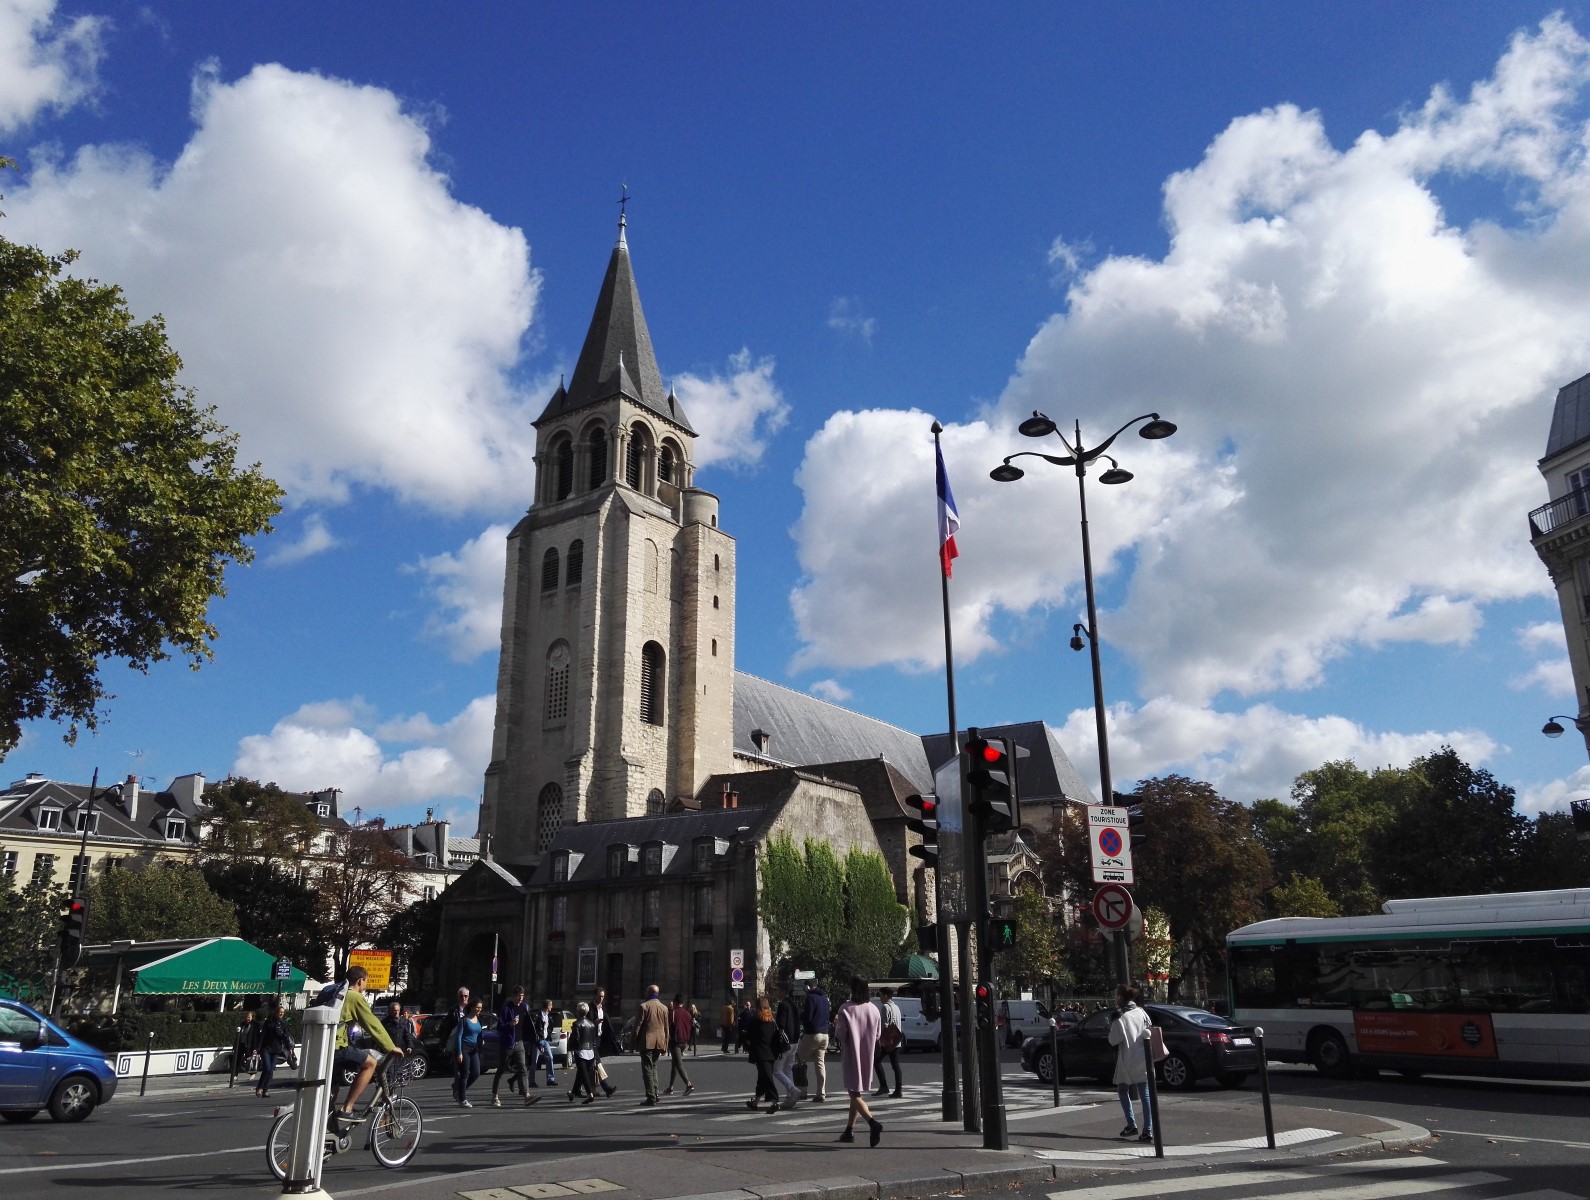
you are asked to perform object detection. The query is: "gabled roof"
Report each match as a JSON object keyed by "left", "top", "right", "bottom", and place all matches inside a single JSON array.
[
  {"left": 535, "top": 221, "right": 695, "bottom": 435},
  {"left": 1545, "top": 372, "right": 1590, "bottom": 462},
  {"left": 732, "top": 673, "right": 933, "bottom": 792}
]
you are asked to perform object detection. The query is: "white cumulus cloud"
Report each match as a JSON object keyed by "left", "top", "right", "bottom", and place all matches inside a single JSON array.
[
  {"left": 674, "top": 349, "right": 790, "bottom": 471},
  {"left": 411, "top": 524, "right": 511, "bottom": 662},
  {"left": 0, "top": 0, "right": 104, "bottom": 133}
]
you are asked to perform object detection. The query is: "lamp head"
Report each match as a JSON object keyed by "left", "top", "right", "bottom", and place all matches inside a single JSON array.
[
  {"left": 1544, "top": 718, "right": 1568, "bottom": 738},
  {"left": 1138, "top": 416, "right": 1177, "bottom": 440},
  {"left": 1018, "top": 411, "right": 1057, "bottom": 438},
  {"left": 990, "top": 461, "right": 1025, "bottom": 483},
  {"left": 1069, "top": 622, "right": 1087, "bottom": 652},
  {"left": 1098, "top": 464, "right": 1134, "bottom": 485}
]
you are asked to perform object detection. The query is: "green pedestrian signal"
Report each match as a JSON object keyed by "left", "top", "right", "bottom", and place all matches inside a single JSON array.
[{"left": 990, "top": 919, "right": 1017, "bottom": 950}]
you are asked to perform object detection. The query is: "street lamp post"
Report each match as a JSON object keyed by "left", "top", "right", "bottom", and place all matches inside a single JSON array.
[{"left": 991, "top": 411, "right": 1176, "bottom": 987}]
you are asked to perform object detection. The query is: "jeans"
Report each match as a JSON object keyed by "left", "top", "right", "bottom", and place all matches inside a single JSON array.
[
  {"left": 259, "top": 1050, "right": 278, "bottom": 1093},
  {"left": 640, "top": 1048, "right": 662, "bottom": 1100},
  {"left": 453, "top": 1048, "right": 481, "bottom": 1103},
  {"left": 771, "top": 1049, "right": 797, "bottom": 1101},
  {"left": 1117, "top": 1082, "right": 1151, "bottom": 1132},
  {"left": 797, "top": 1032, "right": 828, "bottom": 1097},
  {"left": 533, "top": 1037, "right": 557, "bottom": 1083},
  {"left": 493, "top": 1041, "right": 528, "bottom": 1099}
]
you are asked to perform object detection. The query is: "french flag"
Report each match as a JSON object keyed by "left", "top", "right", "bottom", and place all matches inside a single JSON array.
[{"left": 936, "top": 442, "right": 961, "bottom": 579}]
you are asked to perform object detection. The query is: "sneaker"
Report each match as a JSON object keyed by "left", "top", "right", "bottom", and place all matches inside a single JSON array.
[
  {"left": 583, "top": 1096, "right": 595, "bottom": 1105},
  {"left": 460, "top": 1099, "right": 473, "bottom": 1108},
  {"left": 1139, "top": 1132, "right": 1153, "bottom": 1143},
  {"left": 663, "top": 1087, "right": 673, "bottom": 1095},
  {"left": 684, "top": 1084, "right": 694, "bottom": 1096},
  {"left": 812, "top": 1094, "right": 827, "bottom": 1103},
  {"left": 492, "top": 1096, "right": 502, "bottom": 1108},
  {"left": 523, "top": 1095, "right": 541, "bottom": 1107},
  {"left": 745, "top": 1100, "right": 760, "bottom": 1110},
  {"left": 1119, "top": 1124, "right": 1138, "bottom": 1138}
]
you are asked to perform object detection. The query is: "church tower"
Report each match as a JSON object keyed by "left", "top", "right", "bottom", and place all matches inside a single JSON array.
[{"left": 479, "top": 216, "right": 737, "bottom": 865}]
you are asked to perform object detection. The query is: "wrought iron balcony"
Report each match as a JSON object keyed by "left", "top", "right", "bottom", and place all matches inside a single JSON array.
[{"left": 1530, "top": 490, "right": 1590, "bottom": 538}]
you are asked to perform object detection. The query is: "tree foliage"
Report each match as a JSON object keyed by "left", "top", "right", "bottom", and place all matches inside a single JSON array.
[
  {"left": 317, "top": 826, "right": 413, "bottom": 977},
  {"left": 837, "top": 846, "right": 910, "bottom": 983},
  {"left": 1269, "top": 873, "right": 1340, "bottom": 918},
  {"left": 84, "top": 860, "right": 238, "bottom": 943},
  {"left": 200, "top": 777, "right": 320, "bottom": 866},
  {"left": 0, "top": 234, "right": 283, "bottom": 757},
  {"left": 201, "top": 859, "right": 329, "bottom": 978},
  {"left": 1003, "top": 885, "right": 1063, "bottom": 992},
  {"left": 378, "top": 894, "right": 443, "bottom": 1001},
  {"left": 0, "top": 872, "right": 66, "bottom": 1001}
]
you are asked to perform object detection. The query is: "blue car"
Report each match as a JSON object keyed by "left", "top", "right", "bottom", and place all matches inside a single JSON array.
[{"left": 0, "top": 996, "right": 119, "bottom": 1122}]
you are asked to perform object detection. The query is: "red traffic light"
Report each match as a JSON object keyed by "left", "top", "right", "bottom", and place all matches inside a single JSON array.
[
  {"left": 979, "top": 743, "right": 1003, "bottom": 763},
  {"left": 974, "top": 983, "right": 992, "bottom": 1001}
]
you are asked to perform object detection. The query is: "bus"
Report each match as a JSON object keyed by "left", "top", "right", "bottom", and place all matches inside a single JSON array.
[{"left": 1227, "top": 888, "right": 1590, "bottom": 1082}]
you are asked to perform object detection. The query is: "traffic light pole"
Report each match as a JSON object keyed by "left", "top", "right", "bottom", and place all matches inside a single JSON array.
[{"left": 964, "top": 789, "right": 1008, "bottom": 1150}]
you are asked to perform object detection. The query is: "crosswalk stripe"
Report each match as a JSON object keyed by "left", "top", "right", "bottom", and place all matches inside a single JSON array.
[{"left": 1054, "top": 1159, "right": 1449, "bottom": 1200}]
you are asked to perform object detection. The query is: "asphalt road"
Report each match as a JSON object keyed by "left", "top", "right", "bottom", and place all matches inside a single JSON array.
[{"left": 3, "top": 1049, "right": 1585, "bottom": 1200}]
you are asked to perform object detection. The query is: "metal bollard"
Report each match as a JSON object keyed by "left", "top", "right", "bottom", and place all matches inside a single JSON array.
[
  {"left": 1255, "top": 1026, "right": 1275, "bottom": 1149},
  {"left": 230, "top": 1024, "right": 242, "bottom": 1089},
  {"left": 139, "top": 1030, "right": 154, "bottom": 1097},
  {"left": 1141, "top": 1033, "right": 1163, "bottom": 1158},
  {"left": 282, "top": 995, "right": 343, "bottom": 1197},
  {"left": 1050, "top": 1019, "right": 1059, "bottom": 1107}
]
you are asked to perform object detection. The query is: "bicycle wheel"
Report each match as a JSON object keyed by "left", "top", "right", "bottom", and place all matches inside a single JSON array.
[
  {"left": 369, "top": 1097, "right": 422, "bottom": 1168},
  {"left": 265, "top": 1110, "right": 294, "bottom": 1182}
]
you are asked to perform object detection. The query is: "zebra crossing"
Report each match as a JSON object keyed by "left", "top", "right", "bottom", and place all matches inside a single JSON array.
[{"left": 1045, "top": 1157, "right": 1583, "bottom": 1200}]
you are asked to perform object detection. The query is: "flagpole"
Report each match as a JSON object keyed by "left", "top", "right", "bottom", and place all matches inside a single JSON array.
[{"left": 930, "top": 422, "right": 963, "bottom": 1125}]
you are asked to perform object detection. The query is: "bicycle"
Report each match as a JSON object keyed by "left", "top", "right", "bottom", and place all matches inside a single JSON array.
[{"left": 265, "top": 1053, "right": 422, "bottom": 1180}]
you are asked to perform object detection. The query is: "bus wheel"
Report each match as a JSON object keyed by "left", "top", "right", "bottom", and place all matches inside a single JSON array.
[{"left": 1308, "top": 1029, "right": 1351, "bottom": 1077}]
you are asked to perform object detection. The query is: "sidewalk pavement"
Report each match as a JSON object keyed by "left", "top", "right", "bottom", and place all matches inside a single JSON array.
[{"left": 443, "top": 1089, "right": 1431, "bottom": 1200}]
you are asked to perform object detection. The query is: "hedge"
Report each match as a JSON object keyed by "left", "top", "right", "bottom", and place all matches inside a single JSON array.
[{"left": 70, "top": 1008, "right": 303, "bottom": 1054}]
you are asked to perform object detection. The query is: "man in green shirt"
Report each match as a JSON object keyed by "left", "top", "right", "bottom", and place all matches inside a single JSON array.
[{"left": 331, "top": 965, "right": 402, "bottom": 1126}]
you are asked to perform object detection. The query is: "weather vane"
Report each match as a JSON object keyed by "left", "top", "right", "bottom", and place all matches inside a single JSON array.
[{"left": 618, "top": 184, "right": 631, "bottom": 218}]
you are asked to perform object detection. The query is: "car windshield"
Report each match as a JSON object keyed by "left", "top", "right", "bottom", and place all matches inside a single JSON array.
[{"left": 1155, "top": 1005, "right": 1228, "bottom": 1028}]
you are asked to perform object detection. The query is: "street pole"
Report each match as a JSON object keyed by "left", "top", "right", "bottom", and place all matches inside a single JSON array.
[
  {"left": 931, "top": 420, "right": 962, "bottom": 1124},
  {"left": 964, "top": 766, "right": 1007, "bottom": 1150},
  {"left": 957, "top": 921, "right": 980, "bottom": 1132}
]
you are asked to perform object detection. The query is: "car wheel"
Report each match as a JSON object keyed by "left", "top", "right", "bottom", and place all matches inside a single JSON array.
[
  {"left": 48, "top": 1077, "right": 97, "bottom": 1122},
  {"left": 1215, "top": 1071, "right": 1248, "bottom": 1089},
  {"left": 1158, "top": 1050, "right": 1196, "bottom": 1091},
  {"left": 1, "top": 1111, "right": 39, "bottom": 1123},
  {"left": 1308, "top": 1028, "right": 1351, "bottom": 1077},
  {"left": 1035, "top": 1049, "right": 1065, "bottom": 1085}
]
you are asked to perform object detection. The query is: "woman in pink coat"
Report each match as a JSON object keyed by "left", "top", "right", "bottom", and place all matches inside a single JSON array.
[{"left": 833, "top": 976, "right": 883, "bottom": 1146}]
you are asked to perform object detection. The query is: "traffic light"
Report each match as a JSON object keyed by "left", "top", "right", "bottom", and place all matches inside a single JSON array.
[
  {"left": 59, "top": 898, "right": 86, "bottom": 968},
  {"left": 1127, "top": 804, "right": 1147, "bottom": 850},
  {"left": 966, "top": 731, "right": 1019, "bottom": 835},
  {"left": 989, "top": 919, "right": 1017, "bottom": 951},
  {"left": 974, "top": 981, "right": 996, "bottom": 1031},
  {"left": 905, "top": 793, "right": 939, "bottom": 867}
]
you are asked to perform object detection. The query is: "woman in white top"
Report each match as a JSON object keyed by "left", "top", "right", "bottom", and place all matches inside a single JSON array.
[{"left": 1107, "top": 984, "right": 1153, "bottom": 1142}]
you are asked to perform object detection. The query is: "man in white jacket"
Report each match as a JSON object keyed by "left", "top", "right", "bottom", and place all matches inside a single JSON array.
[{"left": 1107, "top": 985, "right": 1153, "bottom": 1141}]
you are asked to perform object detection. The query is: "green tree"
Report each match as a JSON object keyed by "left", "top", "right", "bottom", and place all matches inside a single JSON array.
[
  {"left": 201, "top": 860, "right": 328, "bottom": 976},
  {"left": 199, "top": 777, "right": 320, "bottom": 866},
  {"left": 1512, "top": 811, "right": 1590, "bottom": 891},
  {"left": 1269, "top": 873, "right": 1341, "bottom": 918},
  {"left": 317, "top": 826, "right": 413, "bottom": 976},
  {"left": 0, "top": 235, "right": 282, "bottom": 757},
  {"left": 0, "top": 872, "right": 66, "bottom": 1002},
  {"left": 84, "top": 860, "right": 238, "bottom": 942},
  {"left": 836, "top": 846, "right": 909, "bottom": 983},
  {"left": 378, "top": 895, "right": 443, "bottom": 1001},
  {"left": 757, "top": 833, "right": 844, "bottom": 976},
  {"left": 1254, "top": 761, "right": 1404, "bottom": 915},
  {"left": 1003, "top": 885, "right": 1062, "bottom": 995}
]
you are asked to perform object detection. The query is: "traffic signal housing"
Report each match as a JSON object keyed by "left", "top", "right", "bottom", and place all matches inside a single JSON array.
[
  {"left": 1127, "top": 804, "right": 1147, "bottom": 850},
  {"left": 990, "top": 918, "right": 1017, "bottom": 951},
  {"left": 966, "top": 731, "right": 1019, "bottom": 835},
  {"left": 905, "top": 793, "right": 939, "bottom": 868},
  {"left": 59, "top": 898, "right": 86, "bottom": 968},
  {"left": 974, "top": 981, "right": 996, "bottom": 1031}
]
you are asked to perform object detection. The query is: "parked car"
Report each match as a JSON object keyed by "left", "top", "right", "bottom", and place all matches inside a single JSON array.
[
  {"left": 1019, "top": 1003, "right": 1260, "bottom": 1091},
  {"left": 0, "top": 995, "right": 118, "bottom": 1122},
  {"left": 999, "top": 999, "right": 1054, "bottom": 1047}
]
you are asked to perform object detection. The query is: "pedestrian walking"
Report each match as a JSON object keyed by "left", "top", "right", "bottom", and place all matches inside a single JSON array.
[
  {"left": 636, "top": 984, "right": 670, "bottom": 1105},
  {"left": 530, "top": 998, "right": 559, "bottom": 1087},
  {"left": 1108, "top": 984, "right": 1154, "bottom": 1142},
  {"left": 452, "top": 998, "right": 486, "bottom": 1107},
  {"left": 742, "top": 994, "right": 787, "bottom": 1112},
  {"left": 720, "top": 1000, "right": 737, "bottom": 1054},
  {"left": 872, "top": 987, "right": 903, "bottom": 1098},
  {"left": 688, "top": 1004, "right": 700, "bottom": 1055},
  {"left": 736, "top": 998, "right": 756, "bottom": 1053},
  {"left": 568, "top": 1002, "right": 600, "bottom": 1104},
  {"left": 492, "top": 986, "right": 539, "bottom": 1108},
  {"left": 796, "top": 980, "right": 831, "bottom": 1101},
  {"left": 664, "top": 993, "right": 695, "bottom": 1095},
  {"left": 233, "top": 1010, "right": 261, "bottom": 1085},
  {"left": 834, "top": 976, "right": 883, "bottom": 1146},
  {"left": 385, "top": 1003, "right": 421, "bottom": 1056},
  {"left": 591, "top": 986, "right": 620, "bottom": 1097},
  {"left": 771, "top": 990, "right": 801, "bottom": 1109},
  {"left": 256, "top": 1003, "right": 295, "bottom": 1097}
]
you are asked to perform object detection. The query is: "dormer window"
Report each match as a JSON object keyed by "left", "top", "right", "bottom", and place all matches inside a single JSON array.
[
  {"left": 314, "top": 802, "right": 330, "bottom": 818},
  {"left": 416, "top": 852, "right": 437, "bottom": 869},
  {"left": 35, "top": 807, "right": 62, "bottom": 832},
  {"left": 693, "top": 839, "right": 713, "bottom": 872},
  {"left": 164, "top": 816, "right": 187, "bottom": 841},
  {"left": 642, "top": 843, "right": 663, "bottom": 876},
  {"left": 73, "top": 810, "right": 99, "bottom": 835},
  {"left": 608, "top": 845, "right": 625, "bottom": 878},
  {"left": 552, "top": 851, "right": 569, "bottom": 883}
]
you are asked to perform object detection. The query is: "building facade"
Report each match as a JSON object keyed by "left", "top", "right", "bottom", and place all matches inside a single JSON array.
[{"left": 1531, "top": 371, "right": 1590, "bottom": 755}]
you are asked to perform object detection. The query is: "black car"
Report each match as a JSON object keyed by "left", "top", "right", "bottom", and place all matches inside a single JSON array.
[{"left": 1019, "top": 1003, "right": 1260, "bottom": 1090}]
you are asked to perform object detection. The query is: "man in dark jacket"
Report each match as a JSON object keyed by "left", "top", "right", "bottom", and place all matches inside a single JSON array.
[
  {"left": 797, "top": 983, "right": 831, "bottom": 1101},
  {"left": 492, "top": 986, "right": 537, "bottom": 1107},
  {"left": 384, "top": 1004, "right": 421, "bottom": 1055}
]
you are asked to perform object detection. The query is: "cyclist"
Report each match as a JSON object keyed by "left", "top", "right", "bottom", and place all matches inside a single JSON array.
[{"left": 330, "top": 965, "right": 403, "bottom": 1128}]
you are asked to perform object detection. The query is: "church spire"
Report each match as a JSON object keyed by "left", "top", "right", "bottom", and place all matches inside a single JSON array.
[{"left": 534, "top": 206, "right": 694, "bottom": 434}]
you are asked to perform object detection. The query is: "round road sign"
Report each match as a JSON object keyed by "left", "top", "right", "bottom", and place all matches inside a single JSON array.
[
  {"left": 1098, "top": 828, "right": 1123, "bottom": 857},
  {"left": 731, "top": 967, "right": 745, "bottom": 984},
  {"left": 1092, "top": 883, "right": 1134, "bottom": 931}
]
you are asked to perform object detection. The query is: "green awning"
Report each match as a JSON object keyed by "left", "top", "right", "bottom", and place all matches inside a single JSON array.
[
  {"left": 892, "top": 954, "right": 939, "bottom": 980},
  {"left": 132, "top": 937, "right": 308, "bottom": 995}
]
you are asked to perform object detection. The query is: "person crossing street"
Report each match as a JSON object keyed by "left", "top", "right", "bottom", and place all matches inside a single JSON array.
[
  {"left": 492, "top": 986, "right": 539, "bottom": 1108},
  {"left": 665, "top": 993, "right": 695, "bottom": 1096},
  {"left": 635, "top": 984, "right": 670, "bottom": 1105}
]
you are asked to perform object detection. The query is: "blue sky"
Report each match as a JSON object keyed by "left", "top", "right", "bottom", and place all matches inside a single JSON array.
[{"left": 8, "top": 0, "right": 1590, "bottom": 831}]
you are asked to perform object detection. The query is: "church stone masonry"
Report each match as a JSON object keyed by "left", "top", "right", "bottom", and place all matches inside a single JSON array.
[{"left": 479, "top": 214, "right": 737, "bottom": 863}]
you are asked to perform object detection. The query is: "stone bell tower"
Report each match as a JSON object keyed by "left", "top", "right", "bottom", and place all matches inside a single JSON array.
[{"left": 478, "top": 216, "right": 737, "bottom": 866}]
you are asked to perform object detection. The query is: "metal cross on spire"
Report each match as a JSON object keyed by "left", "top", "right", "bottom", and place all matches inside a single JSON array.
[{"left": 617, "top": 183, "right": 631, "bottom": 220}]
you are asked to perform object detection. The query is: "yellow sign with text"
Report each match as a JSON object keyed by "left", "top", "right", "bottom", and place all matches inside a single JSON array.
[{"left": 348, "top": 948, "right": 393, "bottom": 991}]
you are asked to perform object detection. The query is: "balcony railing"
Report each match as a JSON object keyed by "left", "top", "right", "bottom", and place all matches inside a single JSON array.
[{"left": 1530, "top": 490, "right": 1590, "bottom": 538}]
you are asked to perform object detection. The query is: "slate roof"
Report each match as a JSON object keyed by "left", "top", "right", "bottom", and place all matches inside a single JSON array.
[
  {"left": 0, "top": 776, "right": 203, "bottom": 850},
  {"left": 1545, "top": 372, "right": 1590, "bottom": 462},
  {"left": 535, "top": 221, "right": 695, "bottom": 435},
  {"left": 732, "top": 673, "right": 933, "bottom": 792}
]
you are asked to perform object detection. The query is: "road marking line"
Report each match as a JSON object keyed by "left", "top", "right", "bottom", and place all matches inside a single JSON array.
[
  {"left": 1052, "top": 1170, "right": 1499, "bottom": 1200},
  {"left": 0, "top": 1144, "right": 258, "bottom": 1175},
  {"left": 1433, "top": 1128, "right": 1590, "bottom": 1150},
  {"left": 1035, "top": 1126, "right": 1342, "bottom": 1160},
  {"left": 1051, "top": 1159, "right": 1450, "bottom": 1200}
]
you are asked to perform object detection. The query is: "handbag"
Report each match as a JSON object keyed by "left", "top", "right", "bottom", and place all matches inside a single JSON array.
[
  {"left": 879, "top": 1024, "right": 902, "bottom": 1053},
  {"left": 793, "top": 1061, "right": 808, "bottom": 1088},
  {"left": 1149, "top": 1026, "right": 1168, "bottom": 1063},
  {"left": 773, "top": 1026, "right": 791, "bottom": 1056}
]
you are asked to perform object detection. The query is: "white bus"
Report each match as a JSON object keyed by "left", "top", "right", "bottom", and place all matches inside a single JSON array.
[{"left": 1227, "top": 888, "right": 1590, "bottom": 1082}]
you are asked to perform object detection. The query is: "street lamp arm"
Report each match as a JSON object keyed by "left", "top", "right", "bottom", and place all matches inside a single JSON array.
[{"left": 1078, "top": 413, "right": 1173, "bottom": 463}]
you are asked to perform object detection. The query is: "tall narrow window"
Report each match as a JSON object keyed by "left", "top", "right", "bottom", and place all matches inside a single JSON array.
[
  {"left": 556, "top": 439, "right": 574, "bottom": 499},
  {"left": 692, "top": 951, "right": 712, "bottom": 998},
  {"left": 566, "top": 539, "right": 584, "bottom": 586},
  {"left": 545, "top": 642, "right": 570, "bottom": 724},
  {"left": 627, "top": 432, "right": 644, "bottom": 488},
  {"left": 694, "top": 883, "right": 713, "bottom": 929},
  {"left": 0, "top": 850, "right": 16, "bottom": 878},
  {"left": 646, "top": 789, "right": 666, "bottom": 817},
  {"left": 641, "top": 950, "right": 658, "bottom": 984},
  {"left": 644, "top": 541, "right": 659, "bottom": 593},
  {"left": 659, "top": 444, "right": 676, "bottom": 484},
  {"left": 551, "top": 894, "right": 567, "bottom": 933},
  {"left": 642, "top": 889, "right": 661, "bottom": 936},
  {"left": 640, "top": 642, "right": 665, "bottom": 725},
  {"left": 546, "top": 953, "right": 565, "bottom": 999},
  {"left": 1572, "top": 467, "right": 1590, "bottom": 516},
  {"left": 30, "top": 854, "right": 55, "bottom": 886},
  {"left": 536, "top": 784, "right": 564, "bottom": 853},
  {"left": 541, "top": 547, "right": 559, "bottom": 592},
  {"left": 588, "top": 426, "right": 607, "bottom": 488}
]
